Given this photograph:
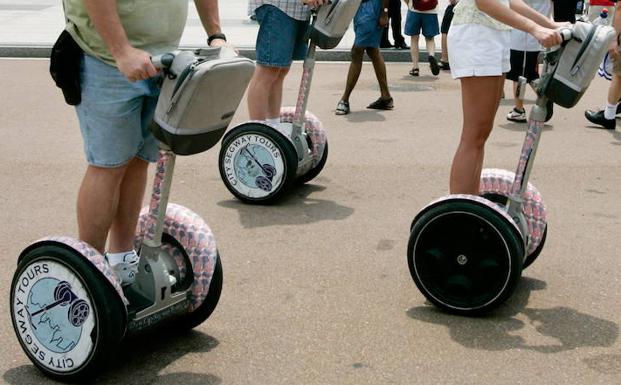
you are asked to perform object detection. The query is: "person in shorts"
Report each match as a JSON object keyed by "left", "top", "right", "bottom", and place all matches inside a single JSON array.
[
  {"left": 335, "top": 0, "right": 393, "bottom": 115},
  {"left": 506, "top": 0, "right": 552, "bottom": 123},
  {"left": 64, "top": 0, "right": 227, "bottom": 286},
  {"left": 447, "top": 0, "right": 561, "bottom": 195},
  {"left": 585, "top": 0, "right": 621, "bottom": 130},
  {"left": 246, "top": 0, "right": 327, "bottom": 125},
  {"left": 404, "top": 0, "right": 441, "bottom": 76}
]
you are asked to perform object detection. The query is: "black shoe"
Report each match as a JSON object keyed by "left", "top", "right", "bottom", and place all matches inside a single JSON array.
[
  {"left": 616, "top": 103, "right": 621, "bottom": 116},
  {"left": 429, "top": 56, "right": 440, "bottom": 76},
  {"left": 545, "top": 99, "right": 553, "bottom": 122},
  {"left": 380, "top": 42, "right": 393, "bottom": 49},
  {"left": 439, "top": 61, "right": 450, "bottom": 71},
  {"left": 394, "top": 42, "right": 409, "bottom": 50},
  {"left": 585, "top": 109, "right": 616, "bottom": 130}
]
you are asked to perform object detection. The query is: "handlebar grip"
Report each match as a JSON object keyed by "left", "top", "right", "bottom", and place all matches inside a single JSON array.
[
  {"left": 559, "top": 28, "right": 573, "bottom": 43},
  {"left": 151, "top": 53, "right": 175, "bottom": 69}
]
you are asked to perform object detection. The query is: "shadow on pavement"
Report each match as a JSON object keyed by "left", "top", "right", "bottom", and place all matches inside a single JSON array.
[
  {"left": 3, "top": 330, "right": 220, "bottom": 385},
  {"left": 218, "top": 183, "right": 354, "bottom": 228},
  {"left": 406, "top": 276, "right": 619, "bottom": 353}
]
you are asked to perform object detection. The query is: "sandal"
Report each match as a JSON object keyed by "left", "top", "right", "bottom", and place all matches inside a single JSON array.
[
  {"left": 335, "top": 100, "right": 350, "bottom": 115},
  {"left": 367, "top": 97, "right": 394, "bottom": 110},
  {"left": 409, "top": 68, "right": 419, "bottom": 77}
]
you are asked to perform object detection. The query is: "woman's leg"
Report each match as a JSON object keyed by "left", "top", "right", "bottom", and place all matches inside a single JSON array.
[{"left": 449, "top": 76, "right": 505, "bottom": 194}]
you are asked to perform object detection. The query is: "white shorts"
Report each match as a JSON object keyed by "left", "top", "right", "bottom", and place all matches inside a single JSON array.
[{"left": 447, "top": 23, "right": 511, "bottom": 79}]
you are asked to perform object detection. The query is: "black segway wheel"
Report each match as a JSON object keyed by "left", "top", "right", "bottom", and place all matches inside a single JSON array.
[
  {"left": 11, "top": 244, "right": 125, "bottom": 382},
  {"left": 219, "top": 123, "right": 297, "bottom": 204},
  {"left": 297, "top": 140, "right": 329, "bottom": 185},
  {"left": 408, "top": 199, "right": 525, "bottom": 315},
  {"left": 175, "top": 255, "right": 223, "bottom": 330},
  {"left": 523, "top": 225, "right": 547, "bottom": 269}
]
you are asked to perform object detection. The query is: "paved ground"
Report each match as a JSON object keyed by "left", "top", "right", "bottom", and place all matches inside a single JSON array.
[{"left": 1, "top": 58, "right": 620, "bottom": 385}]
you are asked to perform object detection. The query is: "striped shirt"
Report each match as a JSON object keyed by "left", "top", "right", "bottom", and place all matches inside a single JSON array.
[{"left": 249, "top": 0, "right": 312, "bottom": 21}]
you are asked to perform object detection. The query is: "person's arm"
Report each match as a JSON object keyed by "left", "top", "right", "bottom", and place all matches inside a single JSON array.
[
  {"left": 83, "top": 0, "right": 156, "bottom": 82},
  {"left": 509, "top": 0, "right": 557, "bottom": 29},
  {"left": 194, "top": 0, "right": 226, "bottom": 46},
  {"left": 474, "top": 0, "right": 561, "bottom": 47},
  {"left": 380, "top": 0, "right": 390, "bottom": 27}
]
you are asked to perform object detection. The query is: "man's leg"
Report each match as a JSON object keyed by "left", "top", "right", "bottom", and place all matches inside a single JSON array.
[
  {"left": 339, "top": 47, "right": 365, "bottom": 103},
  {"left": 390, "top": 0, "right": 407, "bottom": 48},
  {"left": 426, "top": 36, "right": 439, "bottom": 75},
  {"left": 366, "top": 47, "right": 392, "bottom": 100},
  {"left": 247, "top": 64, "right": 288, "bottom": 120},
  {"left": 77, "top": 164, "right": 128, "bottom": 253},
  {"left": 107, "top": 157, "right": 149, "bottom": 253},
  {"left": 409, "top": 35, "right": 420, "bottom": 72}
]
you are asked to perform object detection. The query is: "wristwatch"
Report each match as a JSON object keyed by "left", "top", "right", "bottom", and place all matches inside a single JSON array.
[
  {"left": 207, "top": 33, "right": 227, "bottom": 45},
  {"left": 383, "top": 7, "right": 389, "bottom": 12}
]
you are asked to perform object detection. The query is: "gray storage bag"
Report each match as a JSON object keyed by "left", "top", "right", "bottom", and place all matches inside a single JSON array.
[
  {"left": 151, "top": 47, "right": 255, "bottom": 155},
  {"left": 542, "top": 21, "right": 616, "bottom": 108},
  {"left": 309, "top": 0, "right": 362, "bottom": 49}
]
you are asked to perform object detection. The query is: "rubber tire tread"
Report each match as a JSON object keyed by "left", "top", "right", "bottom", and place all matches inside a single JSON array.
[
  {"left": 219, "top": 124, "right": 298, "bottom": 204},
  {"left": 11, "top": 245, "right": 125, "bottom": 382},
  {"left": 407, "top": 200, "right": 524, "bottom": 315}
]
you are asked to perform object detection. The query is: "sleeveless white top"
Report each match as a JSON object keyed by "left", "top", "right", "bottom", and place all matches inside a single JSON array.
[{"left": 452, "top": 0, "right": 511, "bottom": 30}]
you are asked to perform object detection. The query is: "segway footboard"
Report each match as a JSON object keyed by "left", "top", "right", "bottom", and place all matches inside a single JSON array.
[{"left": 408, "top": 195, "right": 525, "bottom": 315}]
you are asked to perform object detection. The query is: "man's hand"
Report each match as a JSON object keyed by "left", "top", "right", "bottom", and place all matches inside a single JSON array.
[
  {"left": 209, "top": 38, "right": 228, "bottom": 47},
  {"left": 114, "top": 46, "right": 158, "bottom": 82},
  {"left": 379, "top": 13, "right": 389, "bottom": 28}
]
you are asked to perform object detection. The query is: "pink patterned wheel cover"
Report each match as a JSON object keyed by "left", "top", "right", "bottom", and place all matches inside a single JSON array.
[
  {"left": 280, "top": 106, "right": 327, "bottom": 168},
  {"left": 134, "top": 203, "right": 218, "bottom": 312},
  {"left": 27, "top": 236, "right": 128, "bottom": 305},
  {"left": 479, "top": 168, "right": 547, "bottom": 255}
]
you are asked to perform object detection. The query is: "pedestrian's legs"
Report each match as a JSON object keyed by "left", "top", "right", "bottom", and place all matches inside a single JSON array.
[
  {"left": 512, "top": 81, "right": 524, "bottom": 111},
  {"left": 390, "top": 0, "right": 406, "bottom": 47},
  {"left": 366, "top": 47, "right": 391, "bottom": 99},
  {"left": 440, "top": 33, "right": 448, "bottom": 63},
  {"left": 409, "top": 35, "right": 420, "bottom": 69},
  {"left": 425, "top": 37, "right": 435, "bottom": 59},
  {"left": 77, "top": 160, "right": 142, "bottom": 253},
  {"left": 247, "top": 64, "right": 289, "bottom": 120},
  {"left": 450, "top": 76, "right": 504, "bottom": 194},
  {"left": 340, "top": 47, "right": 365, "bottom": 102}
]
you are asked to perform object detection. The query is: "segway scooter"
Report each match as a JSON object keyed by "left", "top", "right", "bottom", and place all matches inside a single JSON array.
[
  {"left": 10, "top": 47, "right": 255, "bottom": 381},
  {"left": 407, "top": 22, "right": 615, "bottom": 315},
  {"left": 218, "top": 0, "right": 362, "bottom": 204}
]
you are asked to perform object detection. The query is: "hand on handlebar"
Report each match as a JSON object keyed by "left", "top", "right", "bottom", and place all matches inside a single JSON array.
[
  {"left": 115, "top": 46, "right": 158, "bottom": 82},
  {"left": 532, "top": 26, "right": 563, "bottom": 49}
]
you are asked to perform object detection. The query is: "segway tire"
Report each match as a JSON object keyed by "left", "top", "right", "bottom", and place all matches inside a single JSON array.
[
  {"left": 297, "top": 141, "right": 329, "bottom": 185},
  {"left": 408, "top": 199, "right": 524, "bottom": 315},
  {"left": 11, "top": 244, "right": 125, "bottom": 382},
  {"left": 219, "top": 123, "right": 297, "bottom": 204},
  {"left": 175, "top": 256, "right": 223, "bottom": 330},
  {"left": 522, "top": 225, "right": 547, "bottom": 269}
]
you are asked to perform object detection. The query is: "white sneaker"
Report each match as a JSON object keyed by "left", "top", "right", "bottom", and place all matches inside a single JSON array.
[
  {"left": 105, "top": 251, "right": 139, "bottom": 286},
  {"left": 507, "top": 108, "right": 526, "bottom": 122}
]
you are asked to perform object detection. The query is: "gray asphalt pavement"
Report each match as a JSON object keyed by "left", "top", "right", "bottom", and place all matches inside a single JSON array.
[{"left": 1, "top": 58, "right": 620, "bottom": 385}]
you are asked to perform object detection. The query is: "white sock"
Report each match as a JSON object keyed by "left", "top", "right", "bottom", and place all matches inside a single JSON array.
[
  {"left": 604, "top": 102, "right": 617, "bottom": 120},
  {"left": 105, "top": 250, "right": 137, "bottom": 265},
  {"left": 266, "top": 117, "right": 280, "bottom": 125}
]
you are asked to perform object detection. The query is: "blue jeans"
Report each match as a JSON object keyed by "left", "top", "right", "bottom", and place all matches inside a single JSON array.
[
  {"left": 255, "top": 4, "right": 309, "bottom": 67},
  {"left": 76, "top": 54, "right": 161, "bottom": 168}
]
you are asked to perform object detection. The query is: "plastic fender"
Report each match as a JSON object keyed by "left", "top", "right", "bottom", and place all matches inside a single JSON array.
[
  {"left": 280, "top": 106, "right": 327, "bottom": 168},
  {"left": 135, "top": 203, "right": 218, "bottom": 312},
  {"left": 479, "top": 168, "right": 547, "bottom": 255},
  {"left": 18, "top": 237, "right": 129, "bottom": 307},
  {"left": 412, "top": 194, "right": 523, "bottom": 240}
]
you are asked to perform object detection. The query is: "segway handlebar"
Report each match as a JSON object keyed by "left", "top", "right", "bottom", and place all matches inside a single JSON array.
[{"left": 151, "top": 53, "right": 175, "bottom": 70}]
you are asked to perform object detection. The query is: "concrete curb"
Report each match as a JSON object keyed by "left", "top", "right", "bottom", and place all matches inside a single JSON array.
[{"left": 0, "top": 45, "right": 430, "bottom": 62}]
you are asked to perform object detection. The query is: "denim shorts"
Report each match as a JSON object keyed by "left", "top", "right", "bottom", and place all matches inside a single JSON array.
[
  {"left": 75, "top": 54, "right": 161, "bottom": 168},
  {"left": 255, "top": 4, "right": 309, "bottom": 67},
  {"left": 353, "top": 0, "right": 383, "bottom": 48},
  {"left": 404, "top": 11, "right": 439, "bottom": 39}
]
